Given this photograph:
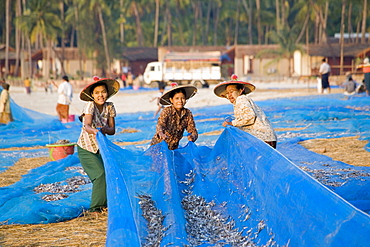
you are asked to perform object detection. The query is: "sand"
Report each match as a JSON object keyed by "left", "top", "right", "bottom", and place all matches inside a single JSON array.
[{"left": 9, "top": 81, "right": 330, "bottom": 116}]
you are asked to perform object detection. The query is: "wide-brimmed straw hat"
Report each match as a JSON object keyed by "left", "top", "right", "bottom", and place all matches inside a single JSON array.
[
  {"left": 214, "top": 74, "right": 255, "bottom": 98},
  {"left": 159, "top": 83, "right": 197, "bottom": 105},
  {"left": 80, "top": 76, "right": 120, "bottom": 101}
]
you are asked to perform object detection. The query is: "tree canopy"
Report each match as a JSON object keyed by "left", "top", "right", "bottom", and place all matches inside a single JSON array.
[{"left": 0, "top": 0, "right": 369, "bottom": 77}]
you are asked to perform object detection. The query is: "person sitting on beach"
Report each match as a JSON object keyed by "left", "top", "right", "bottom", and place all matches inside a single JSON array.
[
  {"left": 150, "top": 84, "right": 198, "bottom": 150},
  {"left": 341, "top": 73, "right": 357, "bottom": 95},
  {"left": 0, "top": 83, "right": 13, "bottom": 124},
  {"left": 77, "top": 76, "right": 120, "bottom": 213},
  {"left": 213, "top": 74, "right": 277, "bottom": 148}
]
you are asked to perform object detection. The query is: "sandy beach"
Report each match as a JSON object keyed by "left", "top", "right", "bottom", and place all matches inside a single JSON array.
[{"left": 9, "top": 81, "right": 334, "bottom": 116}]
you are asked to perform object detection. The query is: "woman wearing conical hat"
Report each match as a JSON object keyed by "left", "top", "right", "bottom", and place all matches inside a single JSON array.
[
  {"left": 150, "top": 84, "right": 198, "bottom": 150},
  {"left": 77, "top": 76, "right": 120, "bottom": 213},
  {"left": 214, "top": 74, "right": 277, "bottom": 148}
]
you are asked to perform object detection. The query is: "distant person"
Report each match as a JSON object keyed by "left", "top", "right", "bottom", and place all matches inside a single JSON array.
[
  {"left": 150, "top": 84, "right": 198, "bottom": 150},
  {"left": 121, "top": 73, "right": 127, "bottom": 88},
  {"left": 0, "top": 83, "right": 13, "bottom": 124},
  {"left": 341, "top": 74, "right": 357, "bottom": 95},
  {"left": 359, "top": 57, "right": 370, "bottom": 96},
  {"left": 127, "top": 71, "right": 134, "bottom": 87},
  {"left": 77, "top": 76, "right": 119, "bottom": 213},
  {"left": 24, "top": 77, "right": 31, "bottom": 94},
  {"left": 319, "top": 58, "right": 331, "bottom": 94},
  {"left": 213, "top": 74, "right": 277, "bottom": 148},
  {"left": 150, "top": 85, "right": 165, "bottom": 118},
  {"left": 56, "top": 75, "right": 73, "bottom": 123}
]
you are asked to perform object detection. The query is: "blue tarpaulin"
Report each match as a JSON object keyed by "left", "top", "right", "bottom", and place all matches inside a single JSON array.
[{"left": 1, "top": 89, "right": 370, "bottom": 246}]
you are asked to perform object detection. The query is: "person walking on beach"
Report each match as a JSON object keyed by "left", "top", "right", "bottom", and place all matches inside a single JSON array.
[
  {"left": 150, "top": 85, "right": 165, "bottom": 118},
  {"left": 24, "top": 77, "right": 31, "bottom": 95},
  {"left": 55, "top": 75, "right": 73, "bottom": 123},
  {"left": 213, "top": 74, "right": 277, "bottom": 148},
  {"left": 319, "top": 58, "right": 331, "bottom": 94},
  {"left": 77, "top": 76, "right": 120, "bottom": 213},
  {"left": 150, "top": 84, "right": 198, "bottom": 150},
  {"left": 0, "top": 83, "right": 13, "bottom": 124}
]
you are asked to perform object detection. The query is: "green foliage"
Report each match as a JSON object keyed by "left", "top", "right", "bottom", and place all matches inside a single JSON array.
[{"left": 1, "top": 0, "right": 369, "bottom": 75}]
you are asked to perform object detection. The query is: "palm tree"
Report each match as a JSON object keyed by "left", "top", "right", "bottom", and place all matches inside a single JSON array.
[
  {"left": 257, "top": 26, "right": 303, "bottom": 77},
  {"left": 16, "top": 0, "right": 62, "bottom": 79},
  {"left": 4, "top": 0, "right": 10, "bottom": 78},
  {"left": 361, "top": 0, "right": 368, "bottom": 44}
]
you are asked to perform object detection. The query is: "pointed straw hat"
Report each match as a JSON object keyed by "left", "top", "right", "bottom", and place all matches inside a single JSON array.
[
  {"left": 213, "top": 74, "right": 255, "bottom": 98},
  {"left": 80, "top": 76, "right": 120, "bottom": 102},
  {"left": 159, "top": 83, "right": 197, "bottom": 105}
]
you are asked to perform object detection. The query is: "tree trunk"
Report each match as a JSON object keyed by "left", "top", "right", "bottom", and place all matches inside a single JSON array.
[
  {"left": 192, "top": 1, "right": 201, "bottom": 46},
  {"left": 59, "top": 1, "right": 66, "bottom": 77},
  {"left": 213, "top": 4, "right": 219, "bottom": 46},
  {"left": 74, "top": 1, "right": 84, "bottom": 79},
  {"left": 166, "top": 5, "right": 172, "bottom": 46},
  {"left": 5, "top": 0, "right": 10, "bottom": 77},
  {"left": 248, "top": 0, "right": 253, "bottom": 44},
  {"left": 120, "top": 0, "right": 125, "bottom": 44},
  {"left": 275, "top": 0, "right": 280, "bottom": 31},
  {"left": 322, "top": 1, "right": 329, "bottom": 44},
  {"left": 154, "top": 0, "right": 159, "bottom": 47},
  {"left": 234, "top": 0, "right": 240, "bottom": 45},
  {"left": 97, "top": 5, "right": 111, "bottom": 77},
  {"left": 15, "top": 0, "right": 22, "bottom": 77},
  {"left": 295, "top": 6, "right": 310, "bottom": 44},
  {"left": 347, "top": 2, "right": 353, "bottom": 43},
  {"left": 256, "top": 0, "right": 261, "bottom": 44},
  {"left": 361, "top": 0, "right": 367, "bottom": 44},
  {"left": 339, "top": 0, "right": 346, "bottom": 75},
  {"left": 132, "top": 2, "right": 144, "bottom": 46},
  {"left": 241, "top": 0, "right": 254, "bottom": 44},
  {"left": 204, "top": 0, "right": 212, "bottom": 45}
]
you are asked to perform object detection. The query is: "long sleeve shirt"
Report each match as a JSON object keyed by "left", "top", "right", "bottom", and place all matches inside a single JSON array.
[
  {"left": 151, "top": 105, "right": 198, "bottom": 150},
  {"left": 232, "top": 94, "right": 277, "bottom": 142}
]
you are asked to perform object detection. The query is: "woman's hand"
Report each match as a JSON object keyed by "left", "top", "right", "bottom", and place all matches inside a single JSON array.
[
  {"left": 159, "top": 132, "right": 167, "bottom": 140},
  {"left": 187, "top": 134, "right": 195, "bottom": 142},
  {"left": 222, "top": 120, "right": 233, "bottom": 127}
]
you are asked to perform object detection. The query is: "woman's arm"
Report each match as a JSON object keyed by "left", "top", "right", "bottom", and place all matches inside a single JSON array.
[
  {"left": 156, "top": 109, "right": 168, "bottom": 140},
  {"left": 101, "top": 117, "right": 115, "bottom": 135},
  {"left": 186, "top": 111, "right": 198, "bottom": 142},
  {"left": 83, "top": 114, "right": 99, "bottom": 135}
]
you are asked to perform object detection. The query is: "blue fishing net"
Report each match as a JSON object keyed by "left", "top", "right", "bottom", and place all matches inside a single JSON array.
[{"left": 1, "top": 90, "right": 370, "bottom": 246}]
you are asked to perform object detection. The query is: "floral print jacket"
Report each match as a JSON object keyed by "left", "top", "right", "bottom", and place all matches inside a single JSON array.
[
  {"left": 151, "top": 105, "right": 198, "bottom": 150},
  {"left": 232, "top": 95, "right": 277, "bottom": 142}
]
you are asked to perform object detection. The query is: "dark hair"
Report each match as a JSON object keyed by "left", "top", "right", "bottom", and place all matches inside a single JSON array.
[
  {"left": 2, "top": 83, "right": 9, "bottom": 90},
  {"left": 322, "top": 58, "right": 326, "bottom": 62},
  {"left": 62, "top": 75, "right": 69, "bottom": 82},
  {"left": 169, "top": 88, "right": 186, "bottom": 99},
  {"left": 90, "top": 82, "right": 109, "bottom": 96}
]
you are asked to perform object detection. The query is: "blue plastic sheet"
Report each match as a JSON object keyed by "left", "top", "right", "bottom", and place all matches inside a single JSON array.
[{"left": 1, "top": 92, "right": 370, "bottom": 246}]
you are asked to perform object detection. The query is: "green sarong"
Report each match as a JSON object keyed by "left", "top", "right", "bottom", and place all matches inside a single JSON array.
[{"left": 77, "top": 145, "right": 107, "bottom": 212}]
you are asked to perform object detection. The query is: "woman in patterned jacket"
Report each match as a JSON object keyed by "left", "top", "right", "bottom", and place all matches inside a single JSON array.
[
  {"left": 150, "top": 84, "right": 198, "bottom": 150},
  {"left": 214, "top": 74, "right": 277, "bottom": 148}
]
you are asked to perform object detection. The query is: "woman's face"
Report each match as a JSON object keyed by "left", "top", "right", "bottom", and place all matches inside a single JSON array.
[
  {"left": 225, "top": 85, "right": 243, "bottom": 104},
  {"left": 170, "top": 92, "right": 186, "bottom": 110},
  {"left": 92, "top": 85, "right": 108, "bottom": 105}
]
